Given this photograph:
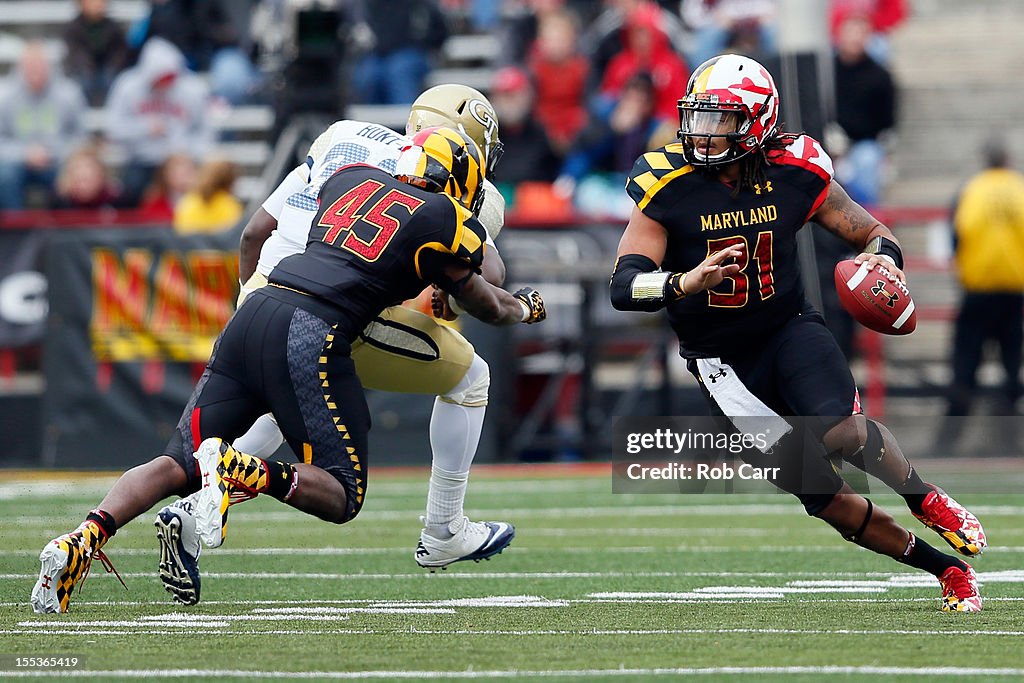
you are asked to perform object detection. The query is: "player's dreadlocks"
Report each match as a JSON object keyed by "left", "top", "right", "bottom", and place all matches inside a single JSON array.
[{"left": 732, "top": 130, "right": 801, "bottom": 198}]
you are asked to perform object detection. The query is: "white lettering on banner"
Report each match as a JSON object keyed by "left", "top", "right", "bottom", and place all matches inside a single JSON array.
[{"left": 0, "top": 271, "right": 47, "bottom": 325}]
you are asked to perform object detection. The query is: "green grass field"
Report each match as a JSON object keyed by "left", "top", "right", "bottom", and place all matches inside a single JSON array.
[{"left": 1, "top": 464, "right": 1022, "bottom": 682}]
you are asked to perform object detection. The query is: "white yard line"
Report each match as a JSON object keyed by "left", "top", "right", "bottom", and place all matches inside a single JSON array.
[
  {"left": 9, "top": 502, "right": 1024, "bottom": 527},
  {"left": 0, "top": 545, "right": 894, "bottom": 558},
  {"left": 3, "top": 568, "right": 1023, "bottom": 582},
  {"left": 6, "top": 627, "right": 1024, "bottom": 638}
]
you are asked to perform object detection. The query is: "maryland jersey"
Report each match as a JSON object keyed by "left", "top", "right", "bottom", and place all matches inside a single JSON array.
[
  {"left": 269, "top": 165, "right": 487, "bottom": 341},
  {"left": 625, "top": 135, "right": 834, "bottom": 357}
]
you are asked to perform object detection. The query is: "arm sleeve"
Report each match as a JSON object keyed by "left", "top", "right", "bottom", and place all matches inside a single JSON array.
[{"left": 610, "top": 254, "right": 674, "bottom": 312}]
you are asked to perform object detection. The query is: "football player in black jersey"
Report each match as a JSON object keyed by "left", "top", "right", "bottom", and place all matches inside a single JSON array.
[
  {"left": 30, "top": 128, "right": 545, "bottom": 613},
  {"left": 610, "top": 54, "right": 984, "bottom": 612},
  {"left": 235, "top": 85, "right": 515, "bottom": 572}
]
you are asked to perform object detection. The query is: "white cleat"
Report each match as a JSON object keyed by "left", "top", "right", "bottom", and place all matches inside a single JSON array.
[
  {"left": 414, "top": 516, "right": 515, "bottom": 570},
  {"left": 30, "top": 523, "right": 122, "bottom": 614},
  {"left": 193, "top": 438, "right": 237, "bottom": 548},
  {"left": 30, "top": 539, "right": 77, "bottom": 614},
  {"left": 155, "top": 497, "right": 203, "bottom": 605}
]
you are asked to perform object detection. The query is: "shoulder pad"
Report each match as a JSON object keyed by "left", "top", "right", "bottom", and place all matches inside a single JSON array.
[
  {"left": 767, "top": 134, "right": 834, "bottom": 183},
  {"left": 448, "top": 198, "right": 487, "bottom": 265},
  {"left": 305, "top": 121, "right": 346, "bottom": 168},
  {"left": 626, "top": 143, "right": 694, "bottom": 212}
]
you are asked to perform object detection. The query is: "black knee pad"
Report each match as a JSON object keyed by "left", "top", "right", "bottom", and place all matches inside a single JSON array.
[
  {"left": 845, "top": 420, "right": 884, "bottom": 471},
  {"left": 799, "top": 492, "right": 838, "bottom": 517}
]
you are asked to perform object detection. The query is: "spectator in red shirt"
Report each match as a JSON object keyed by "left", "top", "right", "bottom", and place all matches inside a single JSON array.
[
  {"left": 829, "top": 0, "right": 908, "bottom": 63},
  {"left": 527, "top": 9, "right": 589, "bottom": 154},
  {"left": 599, "top": 2, "right": 688, "bottom": 121},
  {"left": 138, "top": 152, "right": 196, "bottom": 221}
]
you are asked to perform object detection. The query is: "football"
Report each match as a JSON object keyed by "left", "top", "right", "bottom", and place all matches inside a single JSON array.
[{"left": 834, "top": 259, "right": 917, "bottom": 335}]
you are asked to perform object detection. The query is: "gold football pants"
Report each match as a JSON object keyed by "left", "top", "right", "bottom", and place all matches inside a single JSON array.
[{"left": 240, "top": 272, "right": 473, "bottom": 396}]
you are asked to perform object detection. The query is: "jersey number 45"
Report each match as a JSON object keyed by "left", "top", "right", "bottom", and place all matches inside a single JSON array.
[{"left": 318, "top": 179, "right": 425, "bottom": 262}]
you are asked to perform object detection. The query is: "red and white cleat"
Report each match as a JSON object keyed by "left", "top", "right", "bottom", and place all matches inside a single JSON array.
[
  {"left": 938, "top": 564, "right": 982, "bottom": 612},
  {"left": 913, "top": 484, "right": 986, "bottom": 557}
]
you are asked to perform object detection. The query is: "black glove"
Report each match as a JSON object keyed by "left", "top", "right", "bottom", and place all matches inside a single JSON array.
[{"left": 512, "top": 287, "right": 546, "bottom": 324}]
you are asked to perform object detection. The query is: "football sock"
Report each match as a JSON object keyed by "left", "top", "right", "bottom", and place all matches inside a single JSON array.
[
  {"left": 425, "top": 358, "right": 487, "bottom": 537},
  {"left": 429, "top": 399, "right": 485, "bottom": 474},
  {"left": 897, "top": 532, "right": 969, "bottom": 577},
  {"left": 82, "top": 509, "right": 117, "bottom": 550},
  {"left": 263, "top": 460, "right": 299, "bottom": 502},
  {"left": 897, "top": 466, "right": 929, "bottom": 513},
  {"left": 425, "top": 465, "right": 469, "bottom": 538},
  {"left": 221, "top": 447, "right": 297, "bottom": 503},
  {"left": 231, "top": 413, "right": 285, "bottom": 459}
]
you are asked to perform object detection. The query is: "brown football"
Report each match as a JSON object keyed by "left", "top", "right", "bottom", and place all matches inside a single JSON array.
[{"left": 834, "top": 259, "right": 916, "bottom": 335}]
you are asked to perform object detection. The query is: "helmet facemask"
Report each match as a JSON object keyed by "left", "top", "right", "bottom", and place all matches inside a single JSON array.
[
  {"left": 678, "top": 95, "right": 750, "bottom": 167},
  {"left": 677, "top": 54, "right": 780, "bottom": 169}
]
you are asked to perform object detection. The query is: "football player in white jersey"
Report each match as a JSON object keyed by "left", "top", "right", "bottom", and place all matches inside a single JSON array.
[{"left": 160, "top": 85, "right": 515, "bottom": 587}]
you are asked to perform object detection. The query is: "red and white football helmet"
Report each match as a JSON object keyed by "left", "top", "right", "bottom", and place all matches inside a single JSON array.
[{"left": 677, "top": 54, "right": 780, "bottom": 167}]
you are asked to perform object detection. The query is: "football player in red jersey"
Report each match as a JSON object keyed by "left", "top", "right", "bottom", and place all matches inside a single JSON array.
[{"left": 611, "top": 54, "right": 984, "bottom": 611}]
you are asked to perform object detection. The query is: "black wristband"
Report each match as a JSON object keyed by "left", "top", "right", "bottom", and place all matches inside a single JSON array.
[
  {"left": 866, "top": 235, "right": 903, "bottom": 270},
  {"left": 666, "top": 271, "right": 688, "bottom": 300}
]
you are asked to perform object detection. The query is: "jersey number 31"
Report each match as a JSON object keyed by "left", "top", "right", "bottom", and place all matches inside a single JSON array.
[{"left": 706, "top": 232, "right": 775, "bottom": 308}]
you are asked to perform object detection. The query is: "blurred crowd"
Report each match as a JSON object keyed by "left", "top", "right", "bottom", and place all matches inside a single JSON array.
[
  {"left": 482, "top": 0, "right": 904, "bottom": 216},
  {"left": 0, "top": 0, "right": 907, "bottom": 229}
]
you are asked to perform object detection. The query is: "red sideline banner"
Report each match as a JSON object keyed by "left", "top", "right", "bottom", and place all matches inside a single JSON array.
[{"left": 42, "top": 228, "right": 239, "bottom": 469}]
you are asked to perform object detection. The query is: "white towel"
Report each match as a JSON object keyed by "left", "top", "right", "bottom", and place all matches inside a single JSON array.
[{"left": 694, "top": 357, "right": 793, "bottom": 453}]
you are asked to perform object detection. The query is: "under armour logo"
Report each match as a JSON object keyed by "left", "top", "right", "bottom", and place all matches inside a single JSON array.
[
  {"left": 871, "top": 280, "right": 899, "bottom": 308},
  {"left": 41, "top": 574, "right": 52, "bottom": 590},
  {"left": 415, "top": 541, "right": 428, "bottom": 558},
  {"left": 709, "top": 369, "right": 728, "bottom": 383}
]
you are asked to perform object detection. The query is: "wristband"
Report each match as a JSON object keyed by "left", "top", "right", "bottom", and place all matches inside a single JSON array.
[
  {"left": 865, "top": 235, "right": 903, "bottom": 270},
  {"left": 667, "top": 271, "right": 689, "bottom": 300}
]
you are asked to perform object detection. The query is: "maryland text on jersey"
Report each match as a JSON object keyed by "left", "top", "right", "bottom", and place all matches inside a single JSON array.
[{"left": 700, "top": 205, "right": 778, "bottom": 231}]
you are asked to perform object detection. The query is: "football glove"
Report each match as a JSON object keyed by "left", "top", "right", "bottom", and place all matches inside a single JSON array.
[{"left": 513, "top": 287, "right": 546, "bottom": 324}]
